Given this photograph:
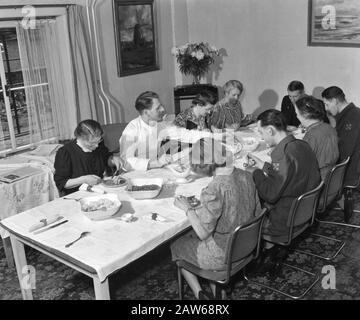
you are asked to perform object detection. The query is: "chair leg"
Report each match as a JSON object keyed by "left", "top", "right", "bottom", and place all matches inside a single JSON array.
[
  {"left": 318, "top": 213, "right": 360, "bottom": 229},
  {"left": 212, "top": 284, "right": 228, "bottom": 300},
  {"left": 214, "top": 285, "right": 222, "bottom": 300},
  {"left": 344, "top": 189, "right": 354, "bottom": 223},
  {"left": 244, "top": 263, "right": 320, "bottom": 300},
  {"left": 320, "top": 190, "right": 360, "bottom": 228},
  {"left": 294, "top": 233, "right": 346, "bottom": 261},
  {"left": 177, "top": 266, "right": 183, "bottom": 300}
]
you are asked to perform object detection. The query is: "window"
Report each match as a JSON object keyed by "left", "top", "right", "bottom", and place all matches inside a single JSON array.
[{"left": 0, "top": 27, "right": 56, "bottom": 155}]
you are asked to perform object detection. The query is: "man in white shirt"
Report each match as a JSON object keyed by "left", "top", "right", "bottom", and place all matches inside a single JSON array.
[
  {"left": 120, "top": 91, "right": 230, "bottom": 171},
  {"left": 119, "top": 91, "right": 173, "bottom": 171}
]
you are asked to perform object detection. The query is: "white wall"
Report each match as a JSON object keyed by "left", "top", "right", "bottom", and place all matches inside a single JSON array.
[
  {"left": 186, "top": 0, "right": 360, "bottom": 115},
  {"left": 4, "top": 0, "right": 359, "bottom": 122},
  {"left": 94, "top": 0, "right": 176, "bottom": 123},
  {"left": 0, "top": 0, "right": 177, "bottom": 124}
]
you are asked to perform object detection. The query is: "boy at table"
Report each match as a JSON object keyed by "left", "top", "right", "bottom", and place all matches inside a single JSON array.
[{"left": 246, "top": 109, "right": 320, "bottom": 272}]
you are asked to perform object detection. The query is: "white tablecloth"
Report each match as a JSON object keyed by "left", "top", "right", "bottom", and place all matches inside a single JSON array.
[
  {"left": 0, "top": 169, "right": 211, "bottom": 282},
  {"left": 0, "top": 153, "right": 59, "bottom": 238}
]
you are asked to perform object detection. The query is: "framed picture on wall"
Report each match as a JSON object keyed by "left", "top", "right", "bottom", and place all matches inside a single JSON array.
[
  {"left": 113, "top": 0, "right": 159, "bottom": 77},
  {"left": 308, "top": 0, "right": 360, "bottom": 47}
]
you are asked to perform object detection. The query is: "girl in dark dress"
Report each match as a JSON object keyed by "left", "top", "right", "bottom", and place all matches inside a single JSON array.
[{"left": 54, "top": 120, "right": 123, "bottom": 195}]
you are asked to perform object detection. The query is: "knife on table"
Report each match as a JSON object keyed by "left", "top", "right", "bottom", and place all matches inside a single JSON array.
[
  {"left": 33, "top": 220, "right": 69, "bottom": 235},
  {"left": 28, "top": 215, "right": 64, "bottom": 232}
]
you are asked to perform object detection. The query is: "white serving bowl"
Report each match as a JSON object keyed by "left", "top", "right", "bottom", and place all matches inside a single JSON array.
[
  {"left": 126, "top": 178, "right": 163, "bottom": 200},
  {"left": 79, "top": 193, "right": 121, "bottom": 221}
]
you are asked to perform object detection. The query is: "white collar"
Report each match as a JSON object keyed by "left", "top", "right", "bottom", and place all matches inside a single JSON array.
[
  {"left": 139, "top": 116, "right": 160, "bottom": 128},
  {"left": 76, "top": 140, "right": 92, "bottom": 153}
]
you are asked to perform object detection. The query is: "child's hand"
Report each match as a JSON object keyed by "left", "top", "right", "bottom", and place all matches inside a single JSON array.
[{"left": 174, "top": 196, "right": 191, "bottom": 212}]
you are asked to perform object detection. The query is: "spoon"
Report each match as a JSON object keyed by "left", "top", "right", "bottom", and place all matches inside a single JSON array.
[{"left": 65, "top": 231, "right": 90, "bottom": 248}]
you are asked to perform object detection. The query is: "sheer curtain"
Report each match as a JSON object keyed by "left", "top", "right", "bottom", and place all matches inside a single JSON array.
[
  {"left": 0, "top": 44, "right": 11, "bottom": 152},
  {"left": 0, "top": 116, "right": 6, "bottom": 152},
  {"left": 17, "top": 20, "right": 75, "bottom": 143},
  {"left": 67, "top": 5, "right": 98, "bottom": 121}
]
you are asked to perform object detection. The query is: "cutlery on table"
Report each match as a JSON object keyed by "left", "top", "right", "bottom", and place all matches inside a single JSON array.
[
  {"left": 29, "top": 215, "right": 64, "bottom": 232},
  {"left": 33, "top": 220, "right": 69, "bottom": 235},
  {"left": 65, "top": 231, "right": 90, "bottom": 248},
  {"left": 112, "top": 169, "right": 119, "bottom": 177},
  {"left": 63, "top": 197, "right": 82, "bottom": 201}
]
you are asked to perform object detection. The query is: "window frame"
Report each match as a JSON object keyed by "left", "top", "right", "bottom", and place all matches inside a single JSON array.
[{"left": 0, "top": 6, "right": 76, "bottom": 157}]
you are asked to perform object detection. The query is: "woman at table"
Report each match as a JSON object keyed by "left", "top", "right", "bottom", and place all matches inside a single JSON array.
[
  {"left": 171, "top": 138, "right": 262, "bottom": 300},
  {"left": 295, "top": 96, "right": 339, "bottom": 180},
  {"left": 54, "top": 119, "right": 123, "bottom": 196},
  {"left": 208, "top": 80, "right": 254, "bottom": 132},
  {"left": 173, "top": 90, "right": 217, "bottom": 131}
]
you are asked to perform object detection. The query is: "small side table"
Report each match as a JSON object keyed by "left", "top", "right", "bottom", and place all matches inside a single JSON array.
[{"left": 174, "top": 84, "right": 219, "bottom": 115}]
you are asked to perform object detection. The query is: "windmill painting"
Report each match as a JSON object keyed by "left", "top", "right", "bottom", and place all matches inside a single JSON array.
[{"left": 113, "top": 0, "right": 159, "bottom": 76}]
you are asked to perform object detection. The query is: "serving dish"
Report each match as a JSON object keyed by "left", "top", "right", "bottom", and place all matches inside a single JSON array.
[
  {"left": 79, "top": 193, "right": 121, "bottom": 221},
  {"left": 126, "top": 178, "right": 163, "bottom": 199}
]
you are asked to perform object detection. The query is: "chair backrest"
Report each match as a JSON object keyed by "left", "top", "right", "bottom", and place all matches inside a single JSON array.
[
  {"left": 318, "top": 156, "right": 350, "bottom": 213},
  {"left": 101, "top": 123, "right": 128, "bottom": 153},
  {"left": 225, "top": 208, "right": 267, "bottom": 268},
  {"left": 285, "top": 181, "right": 324, "bottom": 243}
]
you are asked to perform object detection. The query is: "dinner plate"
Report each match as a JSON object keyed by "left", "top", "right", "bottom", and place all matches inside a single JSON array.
[{"left": 101, "top": 177, "right": 127, "bottom": 188}]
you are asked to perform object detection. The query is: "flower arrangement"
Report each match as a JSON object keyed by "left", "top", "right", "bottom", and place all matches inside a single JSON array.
[{"left": 171, "top": 42, "right": 219, "bottom": 84}]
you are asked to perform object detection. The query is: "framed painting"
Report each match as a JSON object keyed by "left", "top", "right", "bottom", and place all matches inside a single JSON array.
[
  {"left": 113, "top": 0, "right": 159, "bottom": 77},
  {"left": 308, "top": 0, "right": 360, "bottom": 47}
]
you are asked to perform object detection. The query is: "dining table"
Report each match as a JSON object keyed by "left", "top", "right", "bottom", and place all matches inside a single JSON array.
[
  {"left": 0, "top": 125, "right": 304, "bottom": 300},
  {"left": 0, "top": 168, "right": 213, "bottom": 300}
]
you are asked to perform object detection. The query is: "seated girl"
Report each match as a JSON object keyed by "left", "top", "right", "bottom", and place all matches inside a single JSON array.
[
  {"left": 209, "top": 80, "right": 254, "bottom": 132},
  {"left": 171, "top": 138, "right": 262, "bottom": 299},
  {"left": 173, "top": 90, "right": 217, "bottom": 131},
  {"left": 54, "top": 119, "right": 123, "bottom": 195}
]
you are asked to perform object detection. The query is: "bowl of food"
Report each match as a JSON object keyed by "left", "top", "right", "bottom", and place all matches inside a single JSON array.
[
  {"left": 240, "top": 137, "right": 260, "bottom": 152},
  {"left": 79, "top": 193, "right": 121, "bottom": 221},
  {"left": 166, "top": 162, "right": 191, "bottom": 178},
  {"left": 126, "top": 178, "right": 163, "bottom": 200}
]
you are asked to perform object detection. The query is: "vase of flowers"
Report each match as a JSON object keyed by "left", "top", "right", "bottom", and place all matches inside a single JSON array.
[{"left": 171, "top": 42, "right": 219, "bottom": 85}]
